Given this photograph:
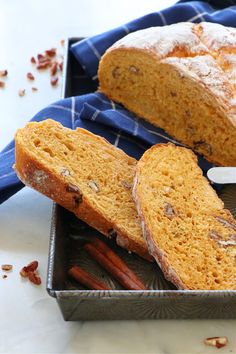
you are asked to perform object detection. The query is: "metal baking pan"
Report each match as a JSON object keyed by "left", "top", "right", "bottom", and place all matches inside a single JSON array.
[{"left": 46, "top": 38, "right": 236, "bottom": 321}]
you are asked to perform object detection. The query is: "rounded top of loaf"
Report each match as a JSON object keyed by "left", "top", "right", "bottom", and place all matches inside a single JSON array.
[
  {"left": 107, "top": 22, "right": 236, "bottom": 124},
  {"left": 111, "top": 22, "right": 236, "bottom": 58}
]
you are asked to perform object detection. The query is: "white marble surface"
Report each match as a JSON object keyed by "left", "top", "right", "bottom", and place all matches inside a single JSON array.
[{"left": 0, "top": 0, "right": 236, "bottom": 353}]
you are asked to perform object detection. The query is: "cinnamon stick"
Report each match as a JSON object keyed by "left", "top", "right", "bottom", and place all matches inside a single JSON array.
[
  {"left": 84, "top": 239, "right": 147, "bottom": 290},
  {"left": 68, "top": 265, "right": 111, "bottom": 290},
  {"left": 90, "top": 238, "right": 146, "bottom": 289}
]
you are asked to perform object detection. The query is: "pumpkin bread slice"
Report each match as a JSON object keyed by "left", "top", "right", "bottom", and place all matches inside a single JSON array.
[
  {"left": 15, "top": 119, "right": 151, "bottom": 260},
  {"left": 133, "top": 143, "right": 236, "bottom": 289}
]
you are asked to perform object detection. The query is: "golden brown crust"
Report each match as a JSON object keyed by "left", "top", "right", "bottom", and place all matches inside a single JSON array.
[{"left": 14, "top": 120, "right": 152, "bottom": 261}]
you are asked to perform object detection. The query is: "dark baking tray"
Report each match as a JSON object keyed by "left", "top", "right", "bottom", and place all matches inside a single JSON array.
[{"left": 46, "top": 38, "right": 236, "bottom": 321}]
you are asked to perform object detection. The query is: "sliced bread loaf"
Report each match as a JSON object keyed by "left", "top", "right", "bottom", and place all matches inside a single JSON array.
[
  {"left": 98, "top": 22, "right": 236, "bottom": 166},
  {"left": 133, "top": 143, "right": 236, "bottom": 289},
  {"left": 14, "top": 119, "right": 151, "bottom": 260}
]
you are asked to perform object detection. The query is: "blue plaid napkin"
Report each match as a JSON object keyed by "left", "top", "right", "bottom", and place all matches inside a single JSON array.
[{"left": 1, "top": 0, "right": 236, "bottom": 204}]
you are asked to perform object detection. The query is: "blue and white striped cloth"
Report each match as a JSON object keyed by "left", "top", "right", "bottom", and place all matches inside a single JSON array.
[{"left": 1, "top": 0, "right": 236, "bottom": 204}]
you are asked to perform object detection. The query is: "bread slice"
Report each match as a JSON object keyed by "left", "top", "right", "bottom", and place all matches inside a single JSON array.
[
  {"left": 133, "top": 143, "right": 236, "bottom": 290},
  {"left": 15, "top": 119, "right": 151, "bottom": 261},
  {"left": 98, "top": 22, "right": 236, "bottom": 166}
]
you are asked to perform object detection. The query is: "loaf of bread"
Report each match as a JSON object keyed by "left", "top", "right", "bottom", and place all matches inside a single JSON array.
[
  {"left": 98, "top": 22, "right": 236, "bottom": 167},
  {"left": 14, "top": 119, "right": 151, "bottom": 261},
  {"left": 133, "top": 143, "right": 236, "bottom": 290}
]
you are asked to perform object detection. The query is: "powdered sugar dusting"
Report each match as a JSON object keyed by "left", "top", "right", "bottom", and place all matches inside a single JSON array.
[
  {"left": 112, "top": 23, "right": 208, "bottom": 59},
  {"left": 199, "top": 22, "right": 236, "bottom": 52},
  {"left": 164, "top": 55, "right": 232, "bottom": 102},
  {"left": 110, "top": 21, "right": 236, "bottom": 114}
]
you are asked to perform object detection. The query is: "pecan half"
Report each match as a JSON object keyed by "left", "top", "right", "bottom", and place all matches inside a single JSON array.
[
  {"left": 0, "top": 81, "right": 5, "bottom": 88},
  {"left": 164, "top": 203, "right": 176, "bottom": 219},
  {"left": 18, "top": 89, "right": 25, "bottom": 97},
  {"left": 66, "top": 183, "right": 80, "bottom": 193},
  {"left": 50, "top": 62, "right": 57, "bottom": 76},
  {"left": 60, "top": 168, "right": 70, "bottom": 177},
  {"left": 58, "top": 62, "right": 63, "bottom": 72},
  {"left": 129, "top": 66, "right": 139, "bottom": 74},
  {"left": 27, "top": 72, "right": 35, "bottom": 80},
  {"left": 45, "top": 48, "right": 56, "bottom": 57},
  {"left": 209, "top": 231, "right": 236, "bottom": 247},
  {"left": 121, "top": 181, "right": 132, "bottom": 190},
  {"left": 50, "top": 76, "right": 58, "bottom": 86},
  {"left": 112, "top": 67, "right": 120, "bottom": 78},
  {"left": 37, "top": 53, "right": 44, "bottom": 61},
  {"left": 88, "top": 181, "right": 100, "bottom": 192},
  {"left": 20, "top": 260, "right": 38, "bottom": 277},
  {"left": 204, "top": 336, "right": 228, "bottom": 349},
  {"left": 1, "top": 264, "right": 13, "bottom": 271},
  {"left": 37, "top": 61, "right": 51, "bottom": 70},
  {"left": 20, "top": 268, "right": 28, "bottom": 277},
  {"left": 215, "top": 216, "right": 236, "bottom": 231},
  {"left": 209, "top": 230, "right": 221, "bottom": 242},
  {"left": 0, "top": 70, "right": 8, "bottom": 77},
  {"left": 28, "top": 271, "right": 41, "bottom": 285}
]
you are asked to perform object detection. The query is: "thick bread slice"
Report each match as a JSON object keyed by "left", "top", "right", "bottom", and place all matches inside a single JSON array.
[
  {"left": 15, "top": 119, "right": 151, "bottom": 261},
  {"left": 98, "top": 22, "right": 236, "bottom": 166},
  {"left": 133, "top": 143, "right": 236, "bottom": 290}
]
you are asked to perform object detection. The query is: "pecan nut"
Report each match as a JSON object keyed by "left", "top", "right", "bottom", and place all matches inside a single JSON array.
[
  {"left": 45, "top": 48, "right": 56, "bottom": 57},
  {"left": 27, "top": 72, "right": 35, "bottom": 81},
  {"left": 28, "top": 271, "right": 41, "bottom": 285},
  {"left": 204, "top": 336, "right": 228, "bottom": 349},
  {"left": 0, "top": 70, "right": 8, "bottom": 77},
  {"left": 88, "top": 181, "right": 100, "bottom": 192},
  {"left": 112, "top": 67, "right": 120, "bottom": 78},
  {"left": 60, "top": 168, "right": 70, "bottom": 177},
  {"left": 66, "top": 183, "right": 81, "bottom": 193},
  {"left": 129, "top": 66, "right": 139, "bottom": 74},
  {"left": 50, "top": 76, "right": 58, "bottom": 86},
  {"left": 121, "top": 181, "right": 132, "bottom": 190},
  {"left": 50, "top": 62, "right": 58, "bottom": 76},
  {"left": 164, "top": 203, "right": 176, "bottom": 219},
  {"left": 18, "top": 89, "right": 25, "bottom": 97},
  {"left": 1, "top": 264, "right": 13, "bottom": 271},
  {"left": 20, "top": 260, "right": 38, "bottom": 277},
  {"left": 215, "top": 216, "right": 236, "bottom": 231}
]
